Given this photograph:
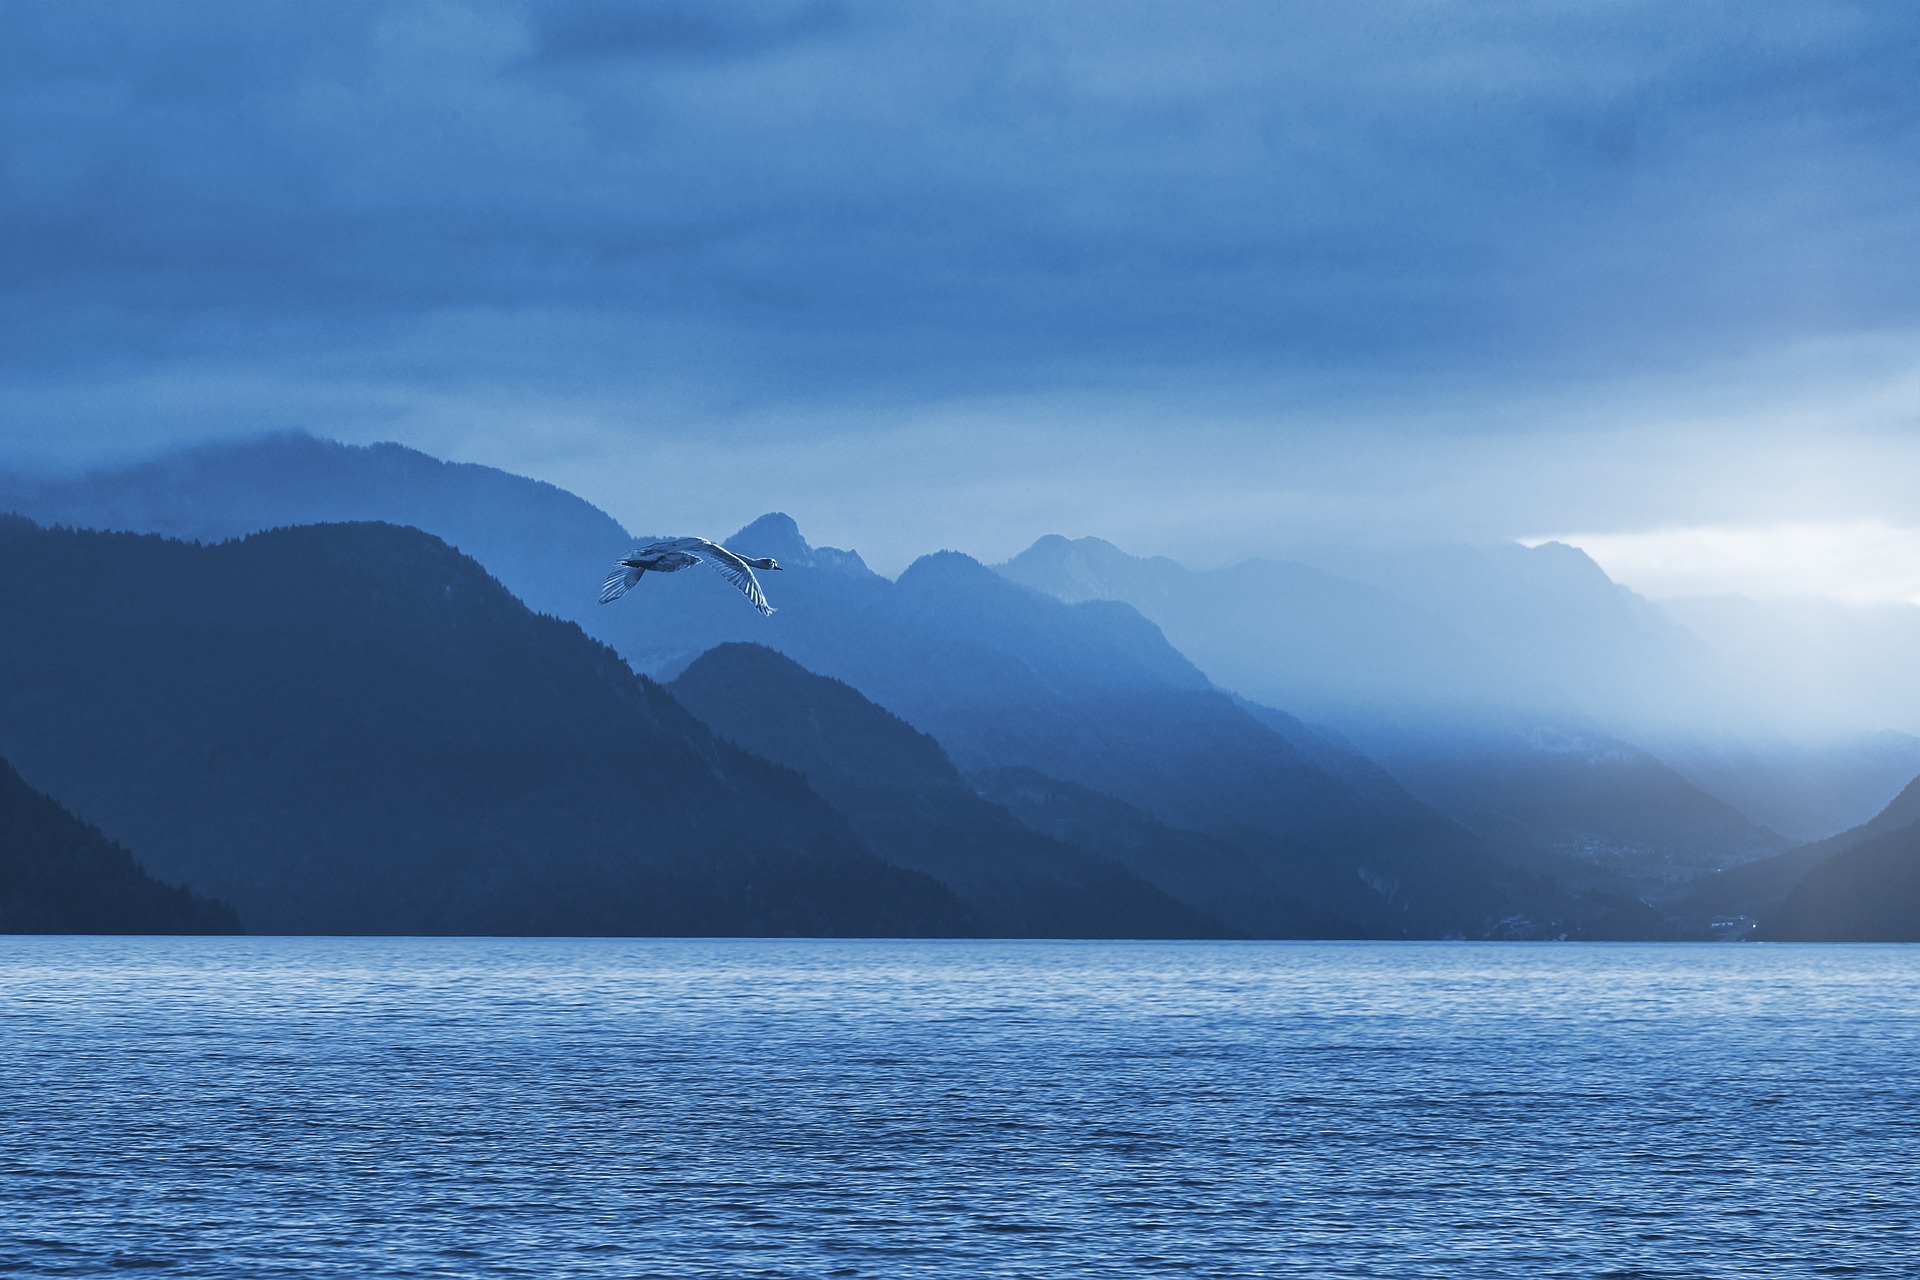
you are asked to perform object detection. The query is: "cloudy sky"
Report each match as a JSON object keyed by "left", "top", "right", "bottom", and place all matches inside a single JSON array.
[{"left": 2, "top": 0, "right": 1918, "bottom": 589}]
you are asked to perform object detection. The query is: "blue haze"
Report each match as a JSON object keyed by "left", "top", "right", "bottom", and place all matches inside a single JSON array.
[{"left": 5, "top": 937, "right": 1919, "bottom": 1277}]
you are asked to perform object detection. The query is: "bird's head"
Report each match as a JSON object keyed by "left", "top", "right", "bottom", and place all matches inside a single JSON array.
[{"left": 747, "top": 556, "right": 782, "bottom": 571}]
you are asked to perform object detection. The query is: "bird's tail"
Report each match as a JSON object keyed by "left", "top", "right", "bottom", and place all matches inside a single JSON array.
[{"left": 599, "top": 564, "right": 643, "bottom": 603}]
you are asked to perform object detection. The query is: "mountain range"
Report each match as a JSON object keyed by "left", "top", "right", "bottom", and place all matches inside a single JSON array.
[
  {"left": 578, "top": 515, "right": 1650, "bottom": 937},
  {"left": 994, "top": 532, "right": 1920, "bottom": 884},
  {"left": 0, "top": 433, "right": 629, "bottom": 630},
  {"left": 0, "top": 516, "right": 962, "bottom": 936},
  {"left": 1, "top": 436, "right": 1608, "bottom": 936},
  {"left": 3, "top": 433, "right": 1916, "bottom": 940},
  {"left": 669, "top": 643, "right": 1231, "bottom": 938}
]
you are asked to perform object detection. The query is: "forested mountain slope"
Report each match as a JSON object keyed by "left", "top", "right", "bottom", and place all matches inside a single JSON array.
[{"left": 0, "top": 517, "right": 961, "bottom": 936}]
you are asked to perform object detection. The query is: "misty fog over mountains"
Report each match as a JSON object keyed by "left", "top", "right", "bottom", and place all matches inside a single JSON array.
[{"left": 4, "top": 433, "right": 1918, "bottom": 941}]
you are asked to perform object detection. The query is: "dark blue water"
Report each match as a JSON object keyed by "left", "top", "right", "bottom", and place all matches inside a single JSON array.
[{"left": 3, "top": 939, "right": 1917, "bottom": 1278}]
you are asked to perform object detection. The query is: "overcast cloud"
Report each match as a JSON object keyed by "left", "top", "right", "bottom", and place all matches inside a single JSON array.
[{"left": 2, "top": 0, "right": 1918, "bottom": 580}]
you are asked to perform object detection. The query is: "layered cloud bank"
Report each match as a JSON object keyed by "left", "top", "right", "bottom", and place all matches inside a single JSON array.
[{"left": 4, "top": 1, "right": 1920, "bottom": 577}]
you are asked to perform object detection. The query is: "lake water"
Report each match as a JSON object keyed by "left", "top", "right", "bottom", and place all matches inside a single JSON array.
[{"left": 2, "top": 939, "right": 1917, "bottom": 1278}]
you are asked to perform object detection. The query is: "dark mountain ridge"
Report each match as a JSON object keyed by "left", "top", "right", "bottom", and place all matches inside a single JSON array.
[
  {"left": 1751, "top": 775, "right": 1920, "bottom": 942},
  {"left": 1682, "top": 774, "right": 1920, "bottom": 940},
  {"left": 669, "top": 643, "right": 1230, "bottom": 938},
  {"left": 0, "top": 516, "right": 962, "bottom": 936},
  {"left": 1, "top": 755, "right": 239, "bottom": 934},
  {"left": 0, "top": 433, "right": 631, "bottom": 632},
  {"left": 0, "top": 436, "right": 1709, "bottom": 936}
]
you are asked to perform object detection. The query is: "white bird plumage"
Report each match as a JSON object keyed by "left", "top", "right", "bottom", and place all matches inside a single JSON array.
[{"left": 599, "top": 537, "right": 783, "bottom": 615}]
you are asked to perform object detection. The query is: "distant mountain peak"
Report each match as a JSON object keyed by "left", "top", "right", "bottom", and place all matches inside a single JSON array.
[
  {"left": 998, "top": 532, "right": 1186, "bottom": 607},
  {"left": 726, "top": 512, "right": 873, "bottom": 576},
  {"left": 731, "top": 511, "right": 808, "bottom": 555},
  {"left": 1020, "top": 533, "right": 1127, "bottom": 559},
  {"left": 902, "top": 547, "right": 985, "bottom": 574},
  {"left": 1013, "top": 533, "right": 1177, "bottom": 563},
  {"left": 896, "top": 549, "right": 1015, "bottom": 595}
]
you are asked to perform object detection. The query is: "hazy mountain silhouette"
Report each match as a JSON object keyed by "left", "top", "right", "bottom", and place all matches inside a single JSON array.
[
  {"left": 0, "top": 435, "right": 1762, "bottom": 935},
  {"left": 1296, "top": 539, "right": 1732, "bottom": 731},
  {"left": 1752, "top": 775, "right": 1920, "bottom": 941},
  {"left": 29, "top": 433, "right": 1894, "bottom": 849},
  {"left": 999, "top": 533, "right": 1536, "bottom": 720},
  {"left": 1686, "top": 773, "right": 1920, "bottom": 937},
  {"left": 0, "top": 516, "right": 963, "bottom": 936},
  {"left": 998, "top": 533, "right": 1788, "bottom": 890},
  {"left": 656, "top": 529, "right": 1681, "bottom": 940},
  {"left": 1354, "top": 722, "right": 1782, "bottom": 889},
  {"left": 1004, "top": 534, "right": 1920, "bottom": 850},
  {"left": 1230, "top": 698, "right": 1454, "bottom": 823},
  {"left": 669, "top": 643, "right": 1228, "bottom": 938},
  {"left": 1, "top": 756, "right": 240, "bottom": 934},
  {"left": 634, "top": 528, "right": 1663, "bottom": 938},
  {"left": 999, "top": 533, "right": 1746, "bottom": 730},
  {"left": 972, "top": 767, "right": 1360, "bottom": 939},
  {"left": 10, "top": 438, "right": 1909, "bottom": 845},
  {"left": 0, "top": 433, "right": 631, "bottom": 632},
  {"left": 668, "top": 644, "right": 1653, "bottom": 938},
  {"left": 1647, "top": 732, "right": 1920, "bottom": 844},
  {"left": 0, "top": 436, "right": 1594, "bottom": 936}
]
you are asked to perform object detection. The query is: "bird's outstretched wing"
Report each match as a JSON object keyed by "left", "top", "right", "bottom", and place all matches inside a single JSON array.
[
  {"left": 599, "top": 563, "right": 643, "bottom": 603},
  {"left": 665, "top": 536, "right": 775, "bottom": 616},
  {"left": 600, "top": 542, "right": 699, "bottom": 604}
]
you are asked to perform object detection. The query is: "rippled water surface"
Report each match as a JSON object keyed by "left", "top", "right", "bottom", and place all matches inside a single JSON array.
[{"left": 3, "top": 939, "right": 1918, "bottom": 1278}]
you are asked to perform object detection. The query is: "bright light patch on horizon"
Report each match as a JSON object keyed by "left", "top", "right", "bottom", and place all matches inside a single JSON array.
[{"left": 1534, "top": 522, "right": 1920, "bottom": 606}]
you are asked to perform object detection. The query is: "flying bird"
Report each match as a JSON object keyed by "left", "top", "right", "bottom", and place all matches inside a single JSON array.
[{"left": 600, "top": 537, "right": 783, "bottom": 615}]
